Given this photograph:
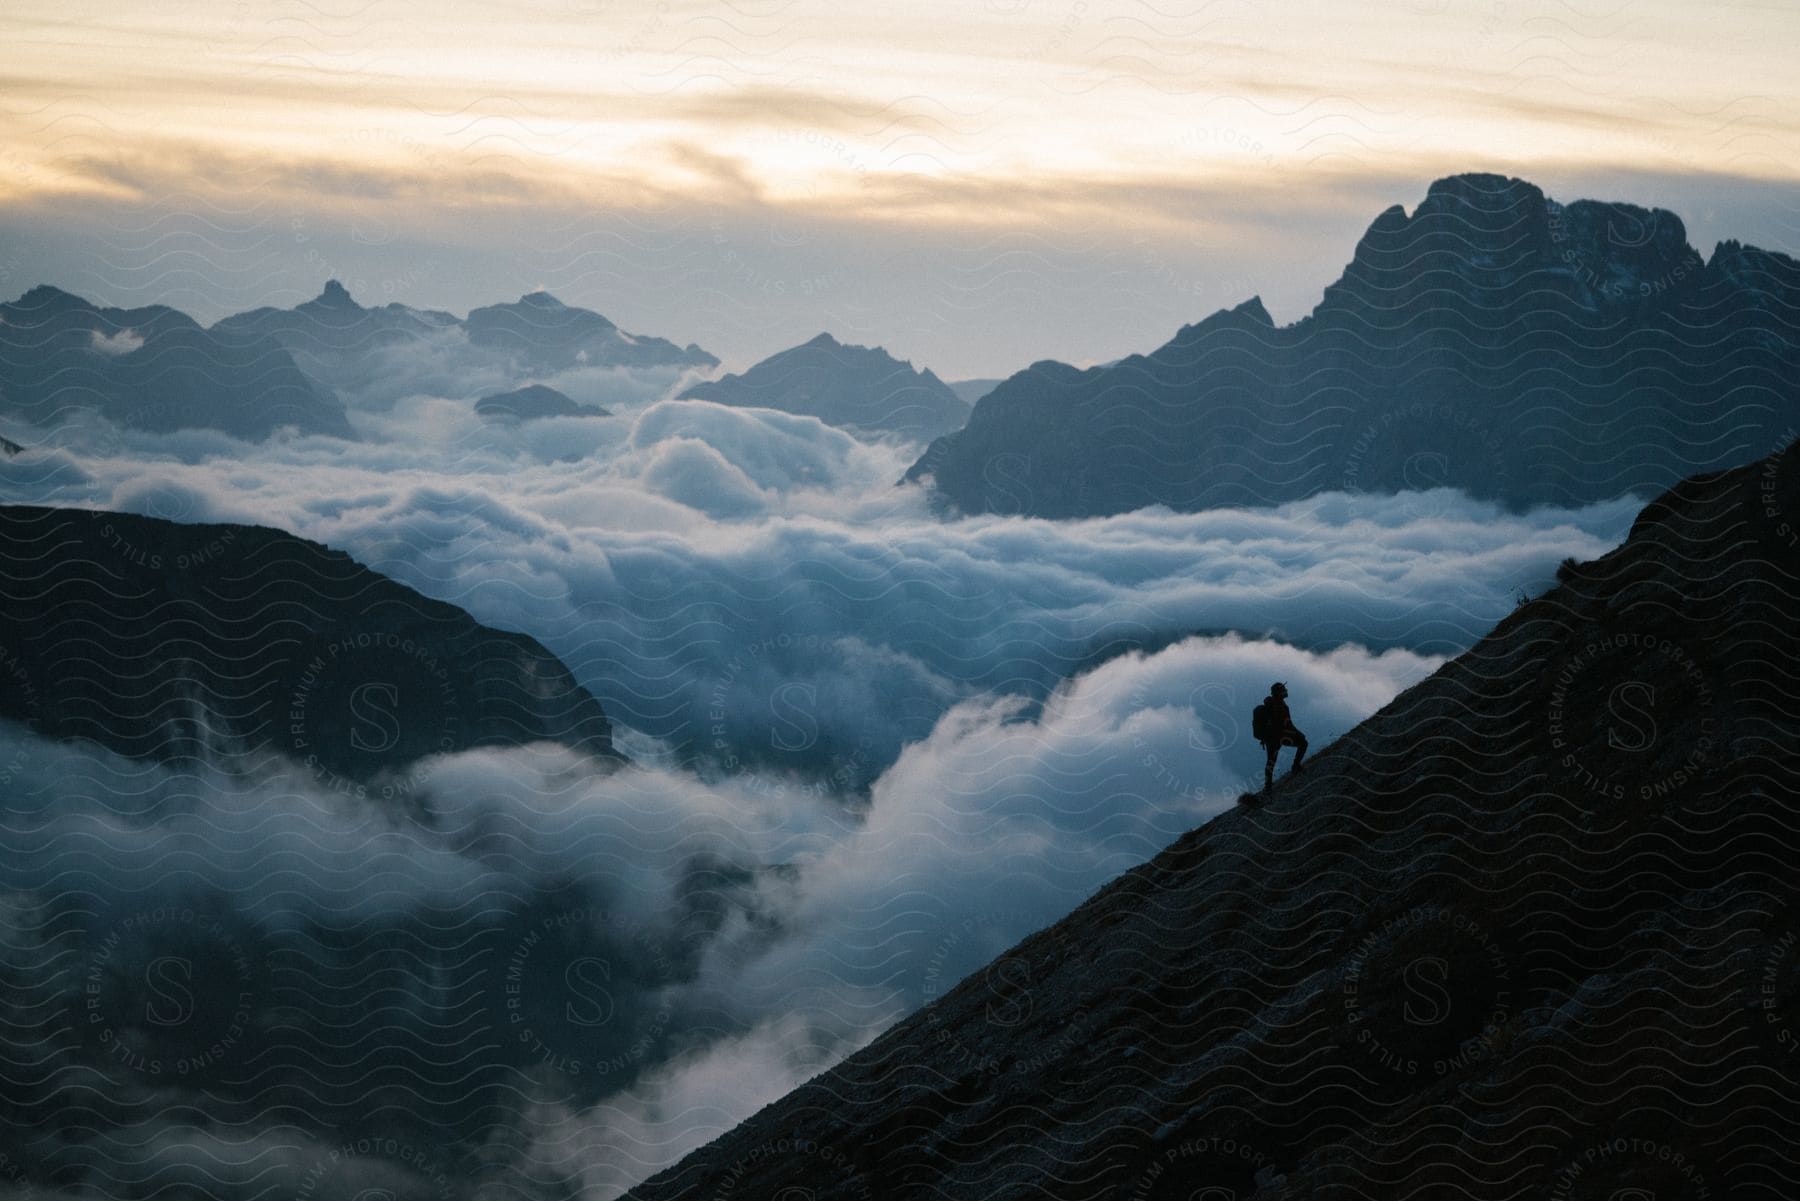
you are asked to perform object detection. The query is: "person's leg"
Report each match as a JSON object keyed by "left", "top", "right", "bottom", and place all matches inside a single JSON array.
[
  {"left": 1289, "top": 729, "right": 1308, "bottom": 770},
  {"left": 1263, "top": 740, "right": 1277, "bottom": 790}
]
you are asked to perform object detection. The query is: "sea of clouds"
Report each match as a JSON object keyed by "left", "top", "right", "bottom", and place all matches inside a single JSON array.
[{"left": 0, "top": 369, "right": 1640, "bottom": 1197}]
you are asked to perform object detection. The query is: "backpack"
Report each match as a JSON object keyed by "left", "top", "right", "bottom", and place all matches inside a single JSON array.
[{"left": 1251, "top": 700, "right": 1273, "bottom": 744}]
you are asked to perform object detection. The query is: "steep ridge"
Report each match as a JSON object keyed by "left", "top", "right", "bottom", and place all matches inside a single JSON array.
[
  {"left": 0, "top": 506, "right": 622, "bottom": 786},
  {"left": 905, "top": 174, "right": 1800, "bottom": 518},
  {"left": 627, "top": 440, "right": 1800, "bottom": 1198},
  {"left": 680, "top": 332, "right": 971, "bottom": 441},
  {"left": 0, "top": 286, "right": 355, "bottom": 441}
]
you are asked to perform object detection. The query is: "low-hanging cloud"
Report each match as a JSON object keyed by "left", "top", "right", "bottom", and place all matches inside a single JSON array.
[
  {"left": 0, "top": 386, "right": 1643, "bottom": 1197},
  {"left": 0, "top": 396, "right": 1637, "bottom": 796},
  {"left": 0, "top": 626, "right": 1436, "bottom": 1200}
]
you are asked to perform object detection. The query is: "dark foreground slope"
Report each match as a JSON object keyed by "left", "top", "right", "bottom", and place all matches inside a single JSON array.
[
  {"left": 905, "top": 173, "right": 1800, "bottom": 518},
  {"left": 0, "top": 506, "right": 621, "bottom": 784},
  {"left": 629, "top": 442, "right": 1800, "bottom": 1198}
]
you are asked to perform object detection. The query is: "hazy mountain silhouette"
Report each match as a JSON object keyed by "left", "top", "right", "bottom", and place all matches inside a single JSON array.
[
  {"left": 212, "top": 278, "right": 461, "bottom": 358},
  {"left": 465, "top": 290, "right": 718, "bottom": 373},
  {"left": 680, "top": 332, "right": 971, "bottom": 440},
  {"left": 0, "top": 506, "right": 621, "bottom": 787},
  {"left": 905, "top": 173, "right": 1800, "bottom": 517},
  {"left": 0, "top": 285, "right": 355, "bottom": 440},
  {"left": 475, "top": 383, "right": 612, "bottom": 422},
  {"left": 627, "top": 438, "right": 1800, "bottom": 1198},
  {"left": 215, "top": 280, "right": 716, "bottom": 400}
]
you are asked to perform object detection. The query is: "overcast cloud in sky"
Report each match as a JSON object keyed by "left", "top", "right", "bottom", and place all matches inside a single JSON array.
[{"left": 2, "top": 0, "right": 1797, "bottom": 376}]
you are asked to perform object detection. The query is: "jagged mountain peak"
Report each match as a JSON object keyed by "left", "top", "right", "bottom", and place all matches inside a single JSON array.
[
  {"left": 311, "top": 278, "right": 360, "bottom": 308},
  {"left": 904, "top": 174, "right": 1799, "bottom": 519}
]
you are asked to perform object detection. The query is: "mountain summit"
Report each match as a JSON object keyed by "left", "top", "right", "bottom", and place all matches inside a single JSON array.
[
  {"left": 904, "top": 173, "right": 1800, "bottom": 517},
  {"left": 465, "top": 291, "right": 717, "bottom": 372},
  {"left": 680, "top": 332, "right": 971, "bottom": 441},
  {"left": 628, "top": 439, "right": 1800, "bottom": 1197},
  {"left": 216, "top": 282, "right": 718, "bottom": 380}
]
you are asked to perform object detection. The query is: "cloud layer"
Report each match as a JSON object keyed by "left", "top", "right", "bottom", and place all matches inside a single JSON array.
[
  {"left": 0, "top": 398, "right": 1636, "bottom": 795},
  {"left": 0, "top": 390, "right": 1642, "bottom": 1196}
]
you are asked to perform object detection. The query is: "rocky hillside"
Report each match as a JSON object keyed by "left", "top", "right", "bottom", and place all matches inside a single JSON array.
[
  {"left": 0, "top": 506, "right": 621, "bottom": 786},
  {"left": 0, "top": 285, "right": 355, "bottom": 441},
  {"left": 905, "top": 173, "right": 1800, "bottom": 517},
  {"left": 626, "top": 440, "right": 1800, "bottom": 1198},
  {"left": 681, "top": 332, "right": 970, "bottom": 441}
]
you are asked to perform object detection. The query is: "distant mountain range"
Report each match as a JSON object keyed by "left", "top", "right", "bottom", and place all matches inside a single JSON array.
[
  {"left": 0, "top": 285, "right": 355, "bottom": 440},
  {"left": 627, "top": 438, "right": 1800, "bottom": 1199},
  {"left": 905, "top": 173, "right": 1800, "bottom": 517},
  {"left": 0, "top": 506, "right": 622, "bottom": 786},
  {"left": 680, "top": 332, "right": 971, "bottom": 440},
  {"left": 217, "top": 280, "right": 718, "bottom": 388},
  {"left": 0, "top": 280, "right": 717, "bottom": 442}
]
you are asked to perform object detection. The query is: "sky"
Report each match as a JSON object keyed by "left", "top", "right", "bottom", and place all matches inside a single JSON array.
[{"left": 2, "top": 0, "right": 1798, "bottom": 377}]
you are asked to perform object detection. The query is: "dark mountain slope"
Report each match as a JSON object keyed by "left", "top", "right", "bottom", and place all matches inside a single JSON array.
[
  {"left": 681, "top": 332, "right": 971, "bottom": 441},
  {"left": 0, "top": 286, "right": 355, "bottom": 440},
  {"left": 905, "top": 174, "right": 1800, "bottom": 517},
  {"left": 0, "top": 506, "right": 621, "bottom": 787},
  {"left": 627, "top": 440, "right": 1800, "bottom": 1198}
]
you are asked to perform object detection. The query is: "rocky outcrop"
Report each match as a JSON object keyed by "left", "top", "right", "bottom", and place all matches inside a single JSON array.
[
  {"left": 905, "top": 174, "right": 1800, "bottom": 518},
  {"left": 627, "top": 439, "right": 1800, "bottom": 1198},
  {"left": 681, "top": 332, "right": 970, "bottom": 441},
  {"left": 0, "top": 506, "right": 622, "bottom": 788}
]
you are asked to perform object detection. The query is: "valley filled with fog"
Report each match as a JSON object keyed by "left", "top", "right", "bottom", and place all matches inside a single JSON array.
[{"left": 0, "top": 332, "right": 1638, "bottom": 1195}]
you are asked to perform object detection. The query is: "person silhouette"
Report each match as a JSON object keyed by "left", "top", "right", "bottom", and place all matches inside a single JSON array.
[{"left": 1260, "top": 681, "right": 1307, "bottom": 791}]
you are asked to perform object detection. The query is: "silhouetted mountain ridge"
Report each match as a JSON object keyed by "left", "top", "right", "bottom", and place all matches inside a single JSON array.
[
  {"left": 0, "top": 286, "right": 355, "bottom": 440},
  {"left": 0, "top": 506, "right": 622, "bottom": 788},
  {"left": 905, "top": 173, "right": 1800, "bottom": 517},
  {"left": 681, "top": 332, "right": 971, "bottom": 440}
]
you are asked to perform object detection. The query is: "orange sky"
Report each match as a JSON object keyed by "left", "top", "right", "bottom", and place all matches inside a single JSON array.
[{"left": 3, "top": 0, "right": 1797, "bottom": 375}]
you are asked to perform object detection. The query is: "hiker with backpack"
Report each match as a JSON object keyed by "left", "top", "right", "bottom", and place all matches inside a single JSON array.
[{"left": 1252, "top": 681, "right": 1307, "bottom": 792}]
